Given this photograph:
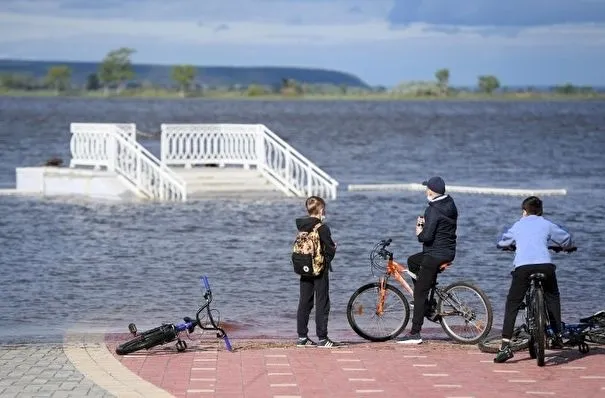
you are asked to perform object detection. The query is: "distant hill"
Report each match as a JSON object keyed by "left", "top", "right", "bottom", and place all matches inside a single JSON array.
[{"left": 0, "top": 59, "right": 370, "bottom": 88}]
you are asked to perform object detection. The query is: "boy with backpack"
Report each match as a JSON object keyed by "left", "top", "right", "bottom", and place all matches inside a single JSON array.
[{"left": 291, "top": 196, "right": 341, "bottom": 347}]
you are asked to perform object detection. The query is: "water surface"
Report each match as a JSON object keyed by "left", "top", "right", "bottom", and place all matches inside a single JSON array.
[{"left": 1, "top": 97, "right": 604, "bottom": 344}]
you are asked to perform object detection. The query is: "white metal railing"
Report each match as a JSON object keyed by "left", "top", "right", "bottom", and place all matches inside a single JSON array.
[
  {"left": 259, "top": 125, "right": 338, "bottom": 200},
  {"left": 69, "top": 123, "right": 136, "bottom": 168},
  {"left": 160, "top": 123, "right": 339, "bottom": 199},
  {"left": 69, "top": 123, "right": 187, "bottom": 201}
]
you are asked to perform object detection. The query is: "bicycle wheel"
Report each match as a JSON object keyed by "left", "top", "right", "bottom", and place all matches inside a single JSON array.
[
  {"left": 586, "top": 327, "right": 605, "bottom": 345},
  {"left": 347, "top": 282, "right": 410, "bottom": 342},
  {"left": 115, "top": 325, "right": 177, "bottom": 355},
  {"left": 437, "top": 281, "right": 493, "bottom": 344},
  {"left": 532, "top": 288, "right": 547, "bottom": 367},
  {"left": 477, "top": 328, "right": 530, "bottom": 353}
]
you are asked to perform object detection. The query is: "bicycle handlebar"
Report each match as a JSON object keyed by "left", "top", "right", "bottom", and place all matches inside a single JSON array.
[{"left": 498, "top": 244, "right": 577, "bottom": 253}]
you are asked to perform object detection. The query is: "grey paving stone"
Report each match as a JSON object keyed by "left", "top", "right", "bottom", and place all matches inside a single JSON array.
[{"left": 0, "top": 345, "right": 116, "bottom": 398}]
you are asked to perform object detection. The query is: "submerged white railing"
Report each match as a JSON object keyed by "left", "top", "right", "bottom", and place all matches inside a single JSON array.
[
  {"left": 160, "top": 123, "right": 339, "bottom": 199},
  {"left": 69, "top": 123, "right": 187, "bottom": 201}
]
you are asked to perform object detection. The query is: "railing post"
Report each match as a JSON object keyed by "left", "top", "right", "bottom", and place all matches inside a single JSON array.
[
  {"left": 285, "top": 149, "right": 291, "bottom": 182},
  {"left": 256, "top": 125, "right": 265, "bottom": 170},
  {"left": 160, "top": 125, "right": 166, "bottom": 164},
  {"left": 307, "top": 165, "right": 312, "bottom": 197},
  {"left": 107, "top": 132, "right": 117, "bottom": 172},
  {"left": 136, "top": 152, "right": 142, "bottom": 188}
]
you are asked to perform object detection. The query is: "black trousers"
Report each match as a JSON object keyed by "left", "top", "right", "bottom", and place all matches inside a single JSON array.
[
  {"left": 407, "top": 252, "right": 451, "bottom": 334},
  {"left": 297, "top": 268, "right": 330, "bottom": 340},
  {"left": 501, "top": 263, "right": 562, "bottom": 339}
]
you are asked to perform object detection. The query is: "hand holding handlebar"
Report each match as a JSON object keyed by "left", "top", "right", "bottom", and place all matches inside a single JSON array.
[{"left": 497, "top": 244, "right": 577, "bottom": 253}]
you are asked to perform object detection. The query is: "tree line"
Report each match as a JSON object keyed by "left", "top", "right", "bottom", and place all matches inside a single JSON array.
[{"left": 0, "top": 47, "right": 600, "bottom": 97}]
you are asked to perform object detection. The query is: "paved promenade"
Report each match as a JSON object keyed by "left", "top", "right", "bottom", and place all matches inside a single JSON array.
[{"left": 1, "top": 332, "right": 604, "bottom": 397}]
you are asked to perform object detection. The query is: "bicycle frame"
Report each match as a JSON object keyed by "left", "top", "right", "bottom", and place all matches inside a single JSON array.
[
  {"left": 119, "top": 275, "right": 232, "bottom": 354},
  {"left": 523, "top": 278, "right": 543, "bottom": 338},
  {"left": 376, "top": 249, "right": 452, "bottom": 312}
]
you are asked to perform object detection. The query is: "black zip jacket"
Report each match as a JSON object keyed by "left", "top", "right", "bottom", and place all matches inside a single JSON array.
[
  {"left": 295, "top": 216, "right": 336, "bottom": 271},
  {"left": 417, "top": 194, "right": 458, "bottom": 260}
]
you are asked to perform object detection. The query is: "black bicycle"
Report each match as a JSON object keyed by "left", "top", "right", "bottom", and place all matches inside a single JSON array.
[
  {"left": 479, "top": 309, "right": 605, "bottom": 353},
  {"left": 479, "top": 245, "right": 578, "bottom": 366},
  {"left": 115, "top": 276, "right": 232, "bottom": 355}
]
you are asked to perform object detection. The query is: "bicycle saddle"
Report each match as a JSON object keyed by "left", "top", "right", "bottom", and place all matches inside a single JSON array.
[
  {"left": 580, "top": 310, "right": 605, "bottom": 325},
  {"left": 529, "top": 272, "right": 546, "bottom": 281}
]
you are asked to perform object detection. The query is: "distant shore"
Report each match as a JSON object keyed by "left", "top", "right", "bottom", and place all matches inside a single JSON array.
[{"left": 1, "top": 88, "right": 604, "bottom": 101}]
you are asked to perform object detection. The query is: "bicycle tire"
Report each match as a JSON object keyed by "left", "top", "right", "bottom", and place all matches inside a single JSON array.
[
  {"left": 347, "top": 282, "right": 410, "bottom": 342},
  {"left": 586, "top": 327, "right": 605, "bottom": 345},
  {"left": 437, "top": 281, "right": 494, "bottom": 344},
  {"left": 477, "top": 328, "right": 530, "bottom": 353},
  {"left": 116, "top": 325, "right": 177, "bottom": 355},
  {"left": 533, "top": 288, "right": 547, "bottom": 367}
]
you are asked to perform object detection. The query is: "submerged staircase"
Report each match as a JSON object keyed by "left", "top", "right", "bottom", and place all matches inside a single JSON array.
[
  {"left": 67, "top": 123, "right": 338, "bottom": 201},
  {"left": 172, "top": 167, "right": 282, "bottom": 199}
]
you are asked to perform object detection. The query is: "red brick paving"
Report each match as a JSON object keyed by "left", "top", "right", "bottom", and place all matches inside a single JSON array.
[{"left": 105, "top": 334, "right": 605, "bottom": 398}]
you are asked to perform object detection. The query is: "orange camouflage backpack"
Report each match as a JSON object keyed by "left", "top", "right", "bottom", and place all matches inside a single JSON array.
[{"left": 291, "top": 223, "right": 325, "bottom": 277}]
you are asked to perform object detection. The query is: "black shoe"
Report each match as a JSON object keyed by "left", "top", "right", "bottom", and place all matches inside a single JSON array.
[
  {"left": 296, "top": 337, "right": 317, "bottom": 347},
  {"left": 317, "top": 337, "right": 345, "bottom": 348},
  {"left": 494, "top": 346, "right": 514, "bottom": 363},
  {"left": 550, "top": 335, "right": 564, "bottom": 349},
  {"left": 396, "top": 333, "right": 423, "bottom": 345}
]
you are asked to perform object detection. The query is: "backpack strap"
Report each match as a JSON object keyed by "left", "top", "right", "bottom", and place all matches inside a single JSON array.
[{"left": 312, "top": 223, "right": 322, "bottom": 232}]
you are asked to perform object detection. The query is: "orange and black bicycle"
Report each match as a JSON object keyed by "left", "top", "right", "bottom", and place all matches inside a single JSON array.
[{"left": 347, "top": 239, "right": 493, "bottom": 344}]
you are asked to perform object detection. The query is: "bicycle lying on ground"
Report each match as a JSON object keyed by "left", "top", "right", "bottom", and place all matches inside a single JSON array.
[
  {"left": 478, "top": 244, "right": 586, "bottom": 367},
  {"left": 346, "top": 238, "right": 493, "bottom": 344},
  {"left": 479, "top": 309, "right": 605, "bottom": 354},
  {"left": 115, "top": 276, "right": 232, "bottom": 355}
]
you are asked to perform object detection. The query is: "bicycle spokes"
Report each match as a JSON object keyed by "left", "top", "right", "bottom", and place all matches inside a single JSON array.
[
  {"left": 348, "top": 284, "right": 409, "bottom": 341},
  {"left": 439, "top": 284, "right": 492, "bottom": 343}
]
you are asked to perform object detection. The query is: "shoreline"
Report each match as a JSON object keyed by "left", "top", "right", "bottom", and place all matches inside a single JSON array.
[{"left": 2, "top": 89, "right": 604, "bottom": 102}]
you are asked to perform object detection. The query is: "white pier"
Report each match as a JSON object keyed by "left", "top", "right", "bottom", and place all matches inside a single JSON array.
[{"left": 11, "top": 123, "right": 339, "bottom": 202}]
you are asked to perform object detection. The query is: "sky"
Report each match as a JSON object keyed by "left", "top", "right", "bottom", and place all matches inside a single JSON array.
[{"left": 1, "top": 0, "right": 605, "bottom": 87}]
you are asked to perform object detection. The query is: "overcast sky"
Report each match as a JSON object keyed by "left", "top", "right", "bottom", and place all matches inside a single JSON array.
[{"left": 1, "top": 0, "right": 604, "bottom": 86}]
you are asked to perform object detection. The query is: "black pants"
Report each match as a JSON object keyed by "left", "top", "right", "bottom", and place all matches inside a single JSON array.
[
  {"left": 297, "top": 268, "right": 330, "bottom": 340},
  {"left": 407, "top": 252, "right": 451, "bottom": 334},
  {"left": 501, "top": 263, "right": 562, "bottom": 339}
]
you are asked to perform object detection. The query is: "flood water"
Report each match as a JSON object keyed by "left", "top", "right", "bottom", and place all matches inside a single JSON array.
[{"left": 1, "top": 97, "right": 604, "bottom": 344}]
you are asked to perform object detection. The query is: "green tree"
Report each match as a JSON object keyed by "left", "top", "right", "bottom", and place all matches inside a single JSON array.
[
  {"left": 246, "top": 84, "right": 269, "bottom": 96},
  {"left": 554, "top": 83, "right": 577, "bottom": 95},
  {"left": 435, "top": 68, "right": 450, "bottom": 96},
  {"left": 98, "top": 47, "right": 136, "bottom": 95},
  {"left": 280, "top": 78, "right": 303, "bottom": 96},
  {"left": 45, "top": 65, "right": 72, "bottom": 94},
  {"left": 86, "top": 73, "right": 100, "bottom": 91},
  {"left": 171, "top": 65, "right": 197, "bottom": 97},
  {"left": 478, "top": 75, "right": 500, "bottom": 94},
  {"left": 0, "top": 73, "right": 39, "bottom": 90}
]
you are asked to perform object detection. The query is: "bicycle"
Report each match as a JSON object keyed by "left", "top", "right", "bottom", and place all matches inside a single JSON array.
[
  {"left": 346, "top": 238, "right": 494, "bottom": 344},
  {"left": 115, "top": 276, "right": 232, "bottom": 355},
  {"left": 478, "top": 244, "right": 577, "bottom": 367},
  {"left": 479, "top": 309, "right": 605, "bottom": 354}
]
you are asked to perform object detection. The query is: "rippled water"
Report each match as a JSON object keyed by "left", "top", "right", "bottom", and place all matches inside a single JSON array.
[{"left": 1, "top": 97, "right": 604, "bottom": 344}]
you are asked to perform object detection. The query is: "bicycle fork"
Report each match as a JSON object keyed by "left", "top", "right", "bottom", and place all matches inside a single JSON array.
[{"left": 376, "top": 277, "right": 388, "bottom": 315}]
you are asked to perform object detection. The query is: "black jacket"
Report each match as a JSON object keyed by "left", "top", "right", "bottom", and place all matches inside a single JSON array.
[
  {"left": 417, "top": 194, "right": 458, "bottom": 261},
  {"left": 295, "top": 216, "right": 336, "bottom": 271}
]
